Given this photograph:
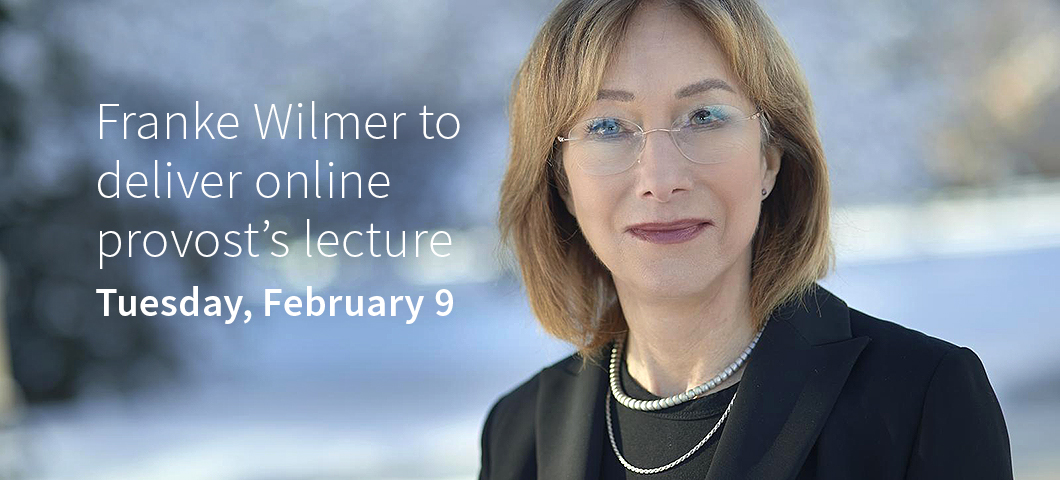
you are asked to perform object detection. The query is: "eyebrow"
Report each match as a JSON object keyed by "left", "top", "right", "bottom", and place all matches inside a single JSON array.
[{"left": 596, "top": 78, "right": 736, "bottom": 102}]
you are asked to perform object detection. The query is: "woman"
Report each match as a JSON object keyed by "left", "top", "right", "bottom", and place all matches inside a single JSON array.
[{"left": 481, "top": 0, "right": 1013, "bottom": 478}]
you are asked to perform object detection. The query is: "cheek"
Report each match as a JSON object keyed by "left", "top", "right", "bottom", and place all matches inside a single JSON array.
[
  {"left": 712, "top": 158, "right": 760, "bottom": 199},
  {"left": 567, "top": 176, "right": 625, "bottom": 261},
  {"left": 571, "top": 181, "right": 619, "bottom": 232},
  {"left": 715, "top": 133, "right": 764, "bottom": 197},
  {"left": 709, "top": 147, "right": 765, "bottom": 238}
]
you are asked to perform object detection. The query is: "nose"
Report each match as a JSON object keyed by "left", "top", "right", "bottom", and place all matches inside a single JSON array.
[{"left": 635, "top": 130, "right": 693, "bottom": 202}]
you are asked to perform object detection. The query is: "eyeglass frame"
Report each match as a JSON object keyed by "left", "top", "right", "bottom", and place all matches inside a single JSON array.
[{"left": 554, "top": 108, "right": 766, "bottom": 175}]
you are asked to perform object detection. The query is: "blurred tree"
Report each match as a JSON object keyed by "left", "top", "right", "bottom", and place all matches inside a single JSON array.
[
  {"left": 883, "top": 0, "right": 1060, "bottom": 186},
  {"left": 0, "top": 1, "right": 190, "bottom": 403}
]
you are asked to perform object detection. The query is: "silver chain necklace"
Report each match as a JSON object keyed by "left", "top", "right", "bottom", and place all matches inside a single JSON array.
[
  {"left": 606, "top": 378, "right": 737, "bottom": 474},
  {"left": 604, "top": 319, "right": 768, "bottom": 474}
]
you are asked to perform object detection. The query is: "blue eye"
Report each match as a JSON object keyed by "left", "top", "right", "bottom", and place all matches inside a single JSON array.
[
  {"left": 586, "top": 118, "right": 625, "bottom": 137},
  {"left": 685, "top": 105, "right": 738, "bottom": 130}
]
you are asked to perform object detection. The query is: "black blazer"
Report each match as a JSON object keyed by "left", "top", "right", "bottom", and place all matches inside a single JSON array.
[{"left": 478, "top": 284, "right": 1012, "bottom": 479}]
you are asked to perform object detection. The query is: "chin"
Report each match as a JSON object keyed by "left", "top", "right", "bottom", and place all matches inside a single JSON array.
[{"left": 628, "top": 263, "right": 718, "bottom": 298}]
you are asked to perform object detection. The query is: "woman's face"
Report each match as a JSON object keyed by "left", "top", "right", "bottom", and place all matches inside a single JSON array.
[{"left": 560, "top": 2, "right": 781, "bottom": 300}]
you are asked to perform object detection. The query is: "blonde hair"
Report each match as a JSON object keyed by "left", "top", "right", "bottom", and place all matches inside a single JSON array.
[{"left": 499, "top": 0, "right": 833, "bottom": 366}]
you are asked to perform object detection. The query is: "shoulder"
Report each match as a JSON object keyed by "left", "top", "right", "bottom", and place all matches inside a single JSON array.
[
  {"left": 835, "top": 306, "right": 1012, "bottom": 476},
  {"left": 787, "top": 298, "right": 997, "bottom": 430},
  {"left": 840, "top": 304, "right": 998, "bottom": 399},
  {"left": 479, "top": 353, "right": 587, "bottom": 478},
  {"left": 822, "top": 305, "right": 1010, "bottom": 464},
  {"left": 844, "top": 305, "right": 988, "bottom": 387},
  {"left": 484, "top": 353, "right": 586, "bottom": 424},
  {"left": 848, "top": 306, "right": 960, "bottom": 362}
]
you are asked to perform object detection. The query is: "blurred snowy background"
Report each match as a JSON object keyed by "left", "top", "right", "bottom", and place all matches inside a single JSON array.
[{"left": 0, "top": 0, "right": 1058, "bottom": 479}]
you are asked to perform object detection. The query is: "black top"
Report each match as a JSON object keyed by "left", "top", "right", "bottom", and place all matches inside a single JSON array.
[
  {"left": 478, "top": 283, "right": 1013, "bottom": 480},
  {"left": 599, "top": 357, "right": 740, "bottom": 479}
]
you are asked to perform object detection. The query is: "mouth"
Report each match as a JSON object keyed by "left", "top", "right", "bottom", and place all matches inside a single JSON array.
[{"left": 626, "top": 219, "right": 713, "bottom": 245}]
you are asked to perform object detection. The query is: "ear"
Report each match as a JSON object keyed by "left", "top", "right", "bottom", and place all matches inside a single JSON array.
[{"left": 760, "top": 143, "right": 782, "bottom": 197}]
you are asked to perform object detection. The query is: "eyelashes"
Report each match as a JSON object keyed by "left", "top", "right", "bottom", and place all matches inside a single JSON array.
[{"left": 575, "top": 104, "right": 744, "bottom": 136}]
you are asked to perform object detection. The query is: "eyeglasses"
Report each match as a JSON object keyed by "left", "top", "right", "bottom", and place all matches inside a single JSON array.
[{"left": 556, "top": 105, "right": 763, "bottom": 176}]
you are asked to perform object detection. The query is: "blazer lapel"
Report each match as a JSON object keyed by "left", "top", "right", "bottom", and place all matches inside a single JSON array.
[
  {"left": 704, "top": 285, "right": 871, "bottom": 480},
  {"left": 532, "top": 284, "right": 870, "bottom": 480}
]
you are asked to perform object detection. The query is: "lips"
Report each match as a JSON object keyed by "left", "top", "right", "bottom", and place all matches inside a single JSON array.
[{"left": 627, "top": 219, "right": 712, "bottom": 244}]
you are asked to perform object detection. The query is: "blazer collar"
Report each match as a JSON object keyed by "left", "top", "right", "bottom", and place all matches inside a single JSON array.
[{"left": 534, "top": 283, "right": 872, "bottom": 480}]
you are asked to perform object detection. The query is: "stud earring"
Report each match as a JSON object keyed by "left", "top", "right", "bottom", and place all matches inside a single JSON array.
[{"left": 761, "top": 188, "right": 767, "bottom": 196}]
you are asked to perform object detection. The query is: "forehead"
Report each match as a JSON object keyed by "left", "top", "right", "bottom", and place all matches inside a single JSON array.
[{"left": 600, "top": 2, "right": 742, "bottom": 101}]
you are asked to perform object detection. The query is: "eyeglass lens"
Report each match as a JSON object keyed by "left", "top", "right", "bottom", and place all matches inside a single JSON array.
[{"left": 561, "top": 105, "right": 758, "bottom": 175}]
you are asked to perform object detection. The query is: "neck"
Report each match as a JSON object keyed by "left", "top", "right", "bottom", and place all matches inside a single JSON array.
[{"left": 615, "top": 247, "right": 756, "bottom": 399}]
